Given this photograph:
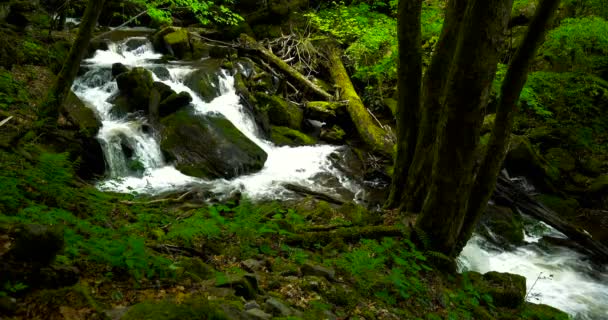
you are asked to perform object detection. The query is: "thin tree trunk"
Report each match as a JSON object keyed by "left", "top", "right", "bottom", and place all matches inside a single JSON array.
[
  {"left": 386, "top": 0, "right": 423, "bottom": 208},
  {"left": 325, "top": 44, "right": 394, "bottom": 156},
  {"left": 455, "top": 0, "right": 560, "bottom": 252},
  {"left": 400, "top": 0, "right": 469, "bottom": 213},
  {"left": 416, "top": 0, "right": 512, "bottom": 256},
  {"left": 42, "top": 0, "right": 106, "bottom": 120}
]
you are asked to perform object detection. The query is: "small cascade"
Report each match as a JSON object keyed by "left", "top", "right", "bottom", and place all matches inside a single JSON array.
[{"left": 73, "top": 36, "right": 360, "bottom": 197}]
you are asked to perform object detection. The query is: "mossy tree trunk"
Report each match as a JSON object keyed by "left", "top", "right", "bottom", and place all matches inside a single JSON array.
[
  {"left": 388, "top": 0, "right": 560, "bottom": 257},
  {"left": 42, "top": 0, "right": 105, "bottom": 120},
  {"left": 325, "top": 44, "right": 394, "bottom": 156}
]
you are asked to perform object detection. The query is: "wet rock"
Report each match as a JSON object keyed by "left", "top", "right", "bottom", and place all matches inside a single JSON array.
[
  {"left": 264, "top": 297, "right": 293, "bottom": 316},
  {"left": 114, "top": 67, "right": 154, "bottom": 114},
  {"left": 505, "top": 135, "right": 560, "bottom": 190},
  {"left": 151, "top": 66, "right": 171, "bottom": 81},
  {"left": 86, "top": 39, "right": 109, "bottom": 58},
  {"left": 245, "top": 308, "right": 272, "bottom": 320},
  {"left": 522, "top": 303, "right": 570, "bottom": 320},
  {"left": 256, "top": 93, "right": 303, "bottom": 129},
  {"left": 301, "top": 263, "right": 335, "bottom": 281},
  {"left": 112, "top": 63, "right": 129, "bottom": 78},
  {"left": 163, "top": 28, "right": 191, "bottom": 59},
  {"left": 9, "top": 224, "right": 64, "bottom": 265},
  {"left": 124, "top": 37, "right": 149, "bottom": 51},
  {"left": 320, "top": 125, "right": 346, "bottom": 144},
  {"left": 183, "top": 60, "right": 224, "bottom": 102},
  {"left": 161, "top": 109, "right": 268, "bottom": 179},
  {"left": 159, "top": 92, "right": 192, "bottom": 117},
  {"left": 270, "top": 126, "right": 316, "bottom": 146},
  {"left": 62, "top": 91, "right": 101, "bottom": 138}
]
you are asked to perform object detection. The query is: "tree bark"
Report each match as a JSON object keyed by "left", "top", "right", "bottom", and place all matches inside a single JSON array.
[
  {"left": 238, "top": 34, "right": 333, "bottom": 101},
  {"left": 456, "top": 0, "right": 561, "bottom": 252},
  {"left": 400, "top": 0, "right": 470, "bottom": 213},
  {"left": 325, "top": 44, "right": 394, "bottom": 156},
  {"left": 42, "top": 0, "right": 106, "bottom": 120},
  {"left": 386, "top": 0, "right": 423, "bottom": 208},
  {"left": 416, "top": 0, "right": 513, "bottom": 256}
]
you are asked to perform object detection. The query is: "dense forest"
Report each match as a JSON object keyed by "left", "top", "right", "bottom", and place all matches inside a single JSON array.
[{"left": 0, "top": 0, "right": 607, "bottom": 319}]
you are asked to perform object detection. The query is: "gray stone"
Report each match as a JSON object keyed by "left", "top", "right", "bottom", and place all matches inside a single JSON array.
[
  {"left": 301, "top": 263, "right": 335, "bottom": 281},
  {"left": 244, "top": 300, "right": 261, "bottom": 310},
  {"left": 265, "top": 297, "right": 293, "bottom": 316},
  {"left": 242, "top": 259, "right": 265, "bottom": 273},
  {"left": 245, "top": 308, "right": 272, "bottom": 320}
]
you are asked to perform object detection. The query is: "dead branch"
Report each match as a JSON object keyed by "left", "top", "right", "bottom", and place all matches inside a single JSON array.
[{"left": 120, "top": 190, "right": 194, "bottom": 205}]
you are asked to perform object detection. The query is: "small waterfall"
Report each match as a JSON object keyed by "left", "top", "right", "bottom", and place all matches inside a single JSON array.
[{"left": 73, "top": 36, "right": 360, "bottom": 197}]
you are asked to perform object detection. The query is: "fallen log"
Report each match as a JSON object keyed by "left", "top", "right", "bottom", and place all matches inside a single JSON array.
[
  {"left": 494, "top": 175, "right": 608, "bottom": 263},
  {"left": 283, "top": 183, "right": 345, "bottom": 205},
  {"left": 238, "top": 34, "right": 333, "bottom": 101},
  {"left": 324, "top": 44, "right": 394, "bottom": 156},
  {"left": 285, "top": 225, "right": 406, "bottom": 247}
]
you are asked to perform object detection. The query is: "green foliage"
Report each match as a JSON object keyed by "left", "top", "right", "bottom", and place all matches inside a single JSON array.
[
  {"left": 541, "top": 17, "right": 608, "bottom": 73},
  {"left": 334, "top": 237, "right": 431, "bottom": 305},
  {"left": 0, "top": 69, "right": 29, "bottom": 110},
  {"left": 130, "top": 0, "right": 242, "bottom": 26},
  {"left": 447, "top": 275, "right": 495, "bottom": 319}
]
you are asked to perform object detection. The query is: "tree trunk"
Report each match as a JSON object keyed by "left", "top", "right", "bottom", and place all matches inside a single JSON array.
[
  {"left": 416, "top": 0, "right": 512, "bottom": 256},
  {"left": 42, "top": 0, "right": 106, "bottom": 120},
  {"left": 325, "top": 44, "right": 394, "bottom": 156},
  {"left": 386, "top": 0, "right": 423, "bottom": 208},
  {"left": 456, "top": 0, "right": 560, "bottom": 252},
  {"left": 399, "top": 0, "right": 470, "bottom": 213}
]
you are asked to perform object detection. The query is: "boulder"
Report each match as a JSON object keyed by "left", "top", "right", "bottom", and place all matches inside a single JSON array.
[
  {"left": 160, "top": 109, "right": 267, "bottom": 179},
  {"left": 62, "top": 91, "right": 101, "bottom": 138},
  {"left": 320, "top": 125, "right": 346, "bottom": 144},
  {"left": 152, "top": 81, "right": 174, "bottom": 101},
  {"left": 183, "top": 59, "right": 224, "bottom": 102},
  {"left": 301, "top": 263, "right": 335, "bottom": 281},
  {"left": 151, "top": 66, "right": 171, "bottom": 81},
  {"left": 114, "top": 67, "right": 154, "bottom": 114},
  {"left": 159, "top": 92, "right": 192, "bottom": 117},
  {"left": 215, "top": 273, "right": 259, "bottom": 299},
  {"left": 111, "top": 63, "right": 129, "bottom": 78},
  {"left": 304, "top": 101, "right": 344, "bottom": 122},
  {"left": 270, "top": 126, "right": 315, "bottom": 146},
  {"left": 464, "top": 271, "right": 527, "bottom": 309},
  {"left": 505, "top": 135, "right": 560, "bottom": 189},
  {"left": 124, "top": 37, "right": 148, "bottom": 51},
  {"left": 256, "top": 93, "right": 303, "bottom": 129},
  {"left": 163, "top": 28, "right": 191, "bottom": 60}
]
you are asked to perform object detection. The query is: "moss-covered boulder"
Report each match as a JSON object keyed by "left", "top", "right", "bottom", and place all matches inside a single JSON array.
[
  {"left": 304, "top": 101, "right": 345, "bottom": 123},
  {"left": 163, "top": 28, "right": 191, "bottom": 60},
  {"left": 113, "top": 67, "right": 154, "bottom": 114},
  {"left": 478, "top": 205, "right": 525, "bottom": 247},
  {"left": 160, "top": 109, "right": 267, "bottom": 179},
  {"left": 270, "top": 126, "right": 315, "bottom": 146},
  {"left": 464, "top": 271, "right": 527, "bottom": 309},
  {"left": 159, "top": 91, "right": 192, "bottom": 117},
  {"left": 521, "top": 303, "right": 571, "bottom": 320},
  {"left": 536, "top": 194, "right": 580, "bottom": 218},
  {"left": 320, "top": 125, "right": 346, "bottom": 144},
  {"left": 122, "top": 297, "right": 228, "bottom": 320},
  {"left": 256, "top": 93, "right": 303, "bottom": 129},
  {"left": 505, "top": 135, "right": 560, "bottom": 190},
  {"left": 8, "top": 224, "right": 64, "bottom": 264},
  {"left": 183, "top": 59, "right": 224, "bottom": 102},
  {"left": 61, "top": 91, "right": 101, "bottom": 138},
  {"left": 588, "top": 174, "right": 608, "bottom": 193}
]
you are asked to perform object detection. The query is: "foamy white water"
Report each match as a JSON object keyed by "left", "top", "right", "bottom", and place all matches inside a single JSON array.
[
  {"left": 459, "top": 229, "right": 608, "bottom": 319},
  {"left": 73, "top": 37, "right": 358, "bottom": 198}
]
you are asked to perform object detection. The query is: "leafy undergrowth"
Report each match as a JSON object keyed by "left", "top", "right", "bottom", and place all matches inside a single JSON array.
[{"left": 0, "top": 147, "right": 568, "bottom": 319}]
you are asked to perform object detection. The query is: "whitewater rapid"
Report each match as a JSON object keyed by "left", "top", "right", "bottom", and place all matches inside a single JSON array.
[{"left": 73, "top": 37, "right": 359, "bottom": 199}]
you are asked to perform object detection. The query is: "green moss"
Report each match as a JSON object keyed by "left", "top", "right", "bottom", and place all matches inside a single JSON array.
[
  {"left": 544, "top": 148, "right": 576, "bottom": 172},
  {"left": 536, "top": 194, "right": 580, "bottom": 218},
  {"left": 256, "top": 93, "right": 303, "bottom": 129},
  {"left": 588, "top": 174, "right": 608, "bottom": 193},
  {"left": 521, "top": 303, "right": 570, "bottom": 320},
  {"left": 270, "top": 126, "right": 316, "bottom": 146},
  {"left": 122, "top": 297, "right": 228, "bottom": 320}
]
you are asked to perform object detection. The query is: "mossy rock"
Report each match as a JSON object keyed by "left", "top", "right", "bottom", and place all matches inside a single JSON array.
[
  {"left": 9, "top": 224, "right": 64, "bottom": 265},
  {"left": 114, "top": 67, "right": 154, "bottom": 114},
  {"left": 544, "top": 148, "right": 576, "bottom": 172},
  {"left": 505, "top": 135, "right": 560, "bottom": 188},
  {"left": 183, "top": 59, "right": 224, "bottom": 103},
  {"left": 62, "top": 91, "right": 101, "bottom": 138},
  {"left": 481, "top": 113, "right": 496, "bottom": 135},
  {"left": 464, "top": 271, "right": 526, "bottom": 309},
  {"left": 159, "top": 91, "right": 192, "bottom": 117},
  {"left": 256, "top": 93, "right": 303, "bottom": 129},
  {"left": 588, "top": 174, "right": 608, "bottom": 194},
  {"left": 320, "top": 125, "right": 346, "bottom": 144},
  {"left": 521, "top": 303, "right": 570, "bottom": 320},
  {"left": 305, "top": 101, "right": 344, "bottom": 122},
  {"left": 123, "top": 298, "right": 228, "bottom": 320},
  {"left": 160, "top": 109, "right": 268, "bottom": 179},
  {"left": 383, "top": 97, "right": 397, "bottom": 118},
  {"left": 579, "top": 156, "right": 603, "bottom": 177},
  {"left": 478, "top": 205, "right": 525, "bottom": 247},
  {"left": 163, "top": 28, "right": 191, "bottom": 60},
  {"left": 270, "top": 126, "right": 315, "bottom": 146}
]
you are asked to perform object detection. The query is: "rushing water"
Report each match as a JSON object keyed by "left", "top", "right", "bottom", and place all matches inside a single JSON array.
[
  {"left": 73, "top": 36, "right": 359, "bottom": 199},
  {"left": 75, "top": 36, "right": 608, "bottom": 318},
  {"left": 458, "top": 209, "right": 608, "bottom": 318}
]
